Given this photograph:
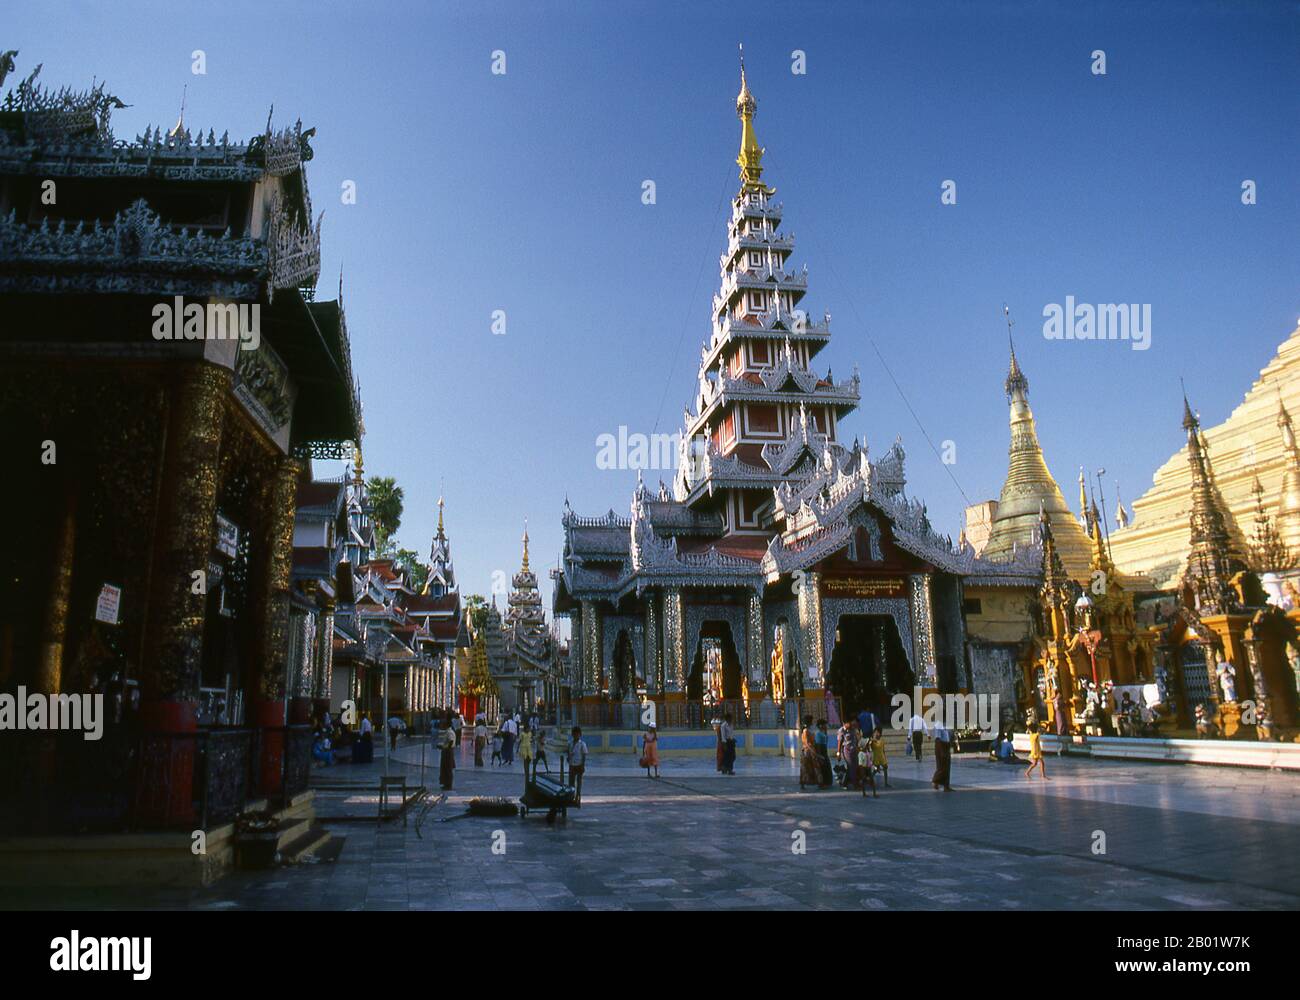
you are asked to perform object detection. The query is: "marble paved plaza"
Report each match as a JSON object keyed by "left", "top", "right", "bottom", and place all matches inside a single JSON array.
[{"left": 10, "top": 739, "right": 1300, "bottom": 910}]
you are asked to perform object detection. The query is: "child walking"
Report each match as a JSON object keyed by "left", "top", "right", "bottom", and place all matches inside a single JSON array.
[
  {"left": 490, "top": 729, "right": 504, "bottom": 767},
  {"left": 857, "top": 740, "right": 877, "bottom": 798},
  {"left": 871, "top": 727, "right": 890, "bottom": 788},
  {"left": 1024, "top": 724, "right": 1049, "bottom": 780}
]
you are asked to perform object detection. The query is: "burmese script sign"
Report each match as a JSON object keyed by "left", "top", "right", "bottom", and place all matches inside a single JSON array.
[{"left": 820, "top": 576, "right": 906, "bottom": 599}]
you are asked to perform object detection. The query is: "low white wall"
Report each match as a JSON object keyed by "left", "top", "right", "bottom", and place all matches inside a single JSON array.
[{"left": 1012, "top": 733, "right": 1300, "bottom": 770}]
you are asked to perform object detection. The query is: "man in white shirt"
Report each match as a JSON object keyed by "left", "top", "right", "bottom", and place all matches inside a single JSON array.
[
  {"left": 568, "top": 726, "right": 588, "bottom": 804},
  {"left": 907, "top": 711, "right": 927, "bottom": 762},
  {"left": 719, "top": 713, "right": 736, "bottom": 774}
]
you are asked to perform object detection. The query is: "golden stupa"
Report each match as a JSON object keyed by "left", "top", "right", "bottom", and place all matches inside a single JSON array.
[{"left": 1110, "top": 321, "right": 1300, "bottom": 588}]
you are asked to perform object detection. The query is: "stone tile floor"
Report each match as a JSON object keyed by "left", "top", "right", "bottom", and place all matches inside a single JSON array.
[{"left": 8, "top": 738, "right": 1300, "bottom": 910}]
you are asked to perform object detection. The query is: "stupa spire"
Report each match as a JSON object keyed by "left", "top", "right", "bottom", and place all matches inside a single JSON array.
[
  {"left": 983, "top": 307, "right": 1092, "bottom": 574},
  {"left": 1274, "top": 396, "right": 1300, "bottom": 555},
  {"left": 1180, "top": 386, "right": 1243, "bottom": 613},
  {"left": 736, "top": 44, "right": 765, "bottom": 188}
]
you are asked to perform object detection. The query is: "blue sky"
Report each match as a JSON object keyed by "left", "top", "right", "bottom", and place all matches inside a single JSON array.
[{"left": 12, "top": 1, "right": 1298, "bottom": 618}]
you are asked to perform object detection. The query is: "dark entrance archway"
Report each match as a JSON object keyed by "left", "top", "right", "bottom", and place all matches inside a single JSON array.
[
  {"left": 687, "top": 622, "right": 742, "bottom": 702},
  {"left": 825, "top": 614, "right": 912, "bottom": 722},
  {"left": 611, "top": 629, "right": 639, "bottom": 700}
]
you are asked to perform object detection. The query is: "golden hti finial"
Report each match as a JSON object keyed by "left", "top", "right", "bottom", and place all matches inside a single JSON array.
[
  {"left": 168, "top": 84, "right": 187, "bottom": 139},
  {"left": 521, "top": 518, "right": 531, "bottom": 572},
  {"left": 736, "top": 44, "right": 764, "bottom": 187},
  {"left": 437, "top": 495, "right": 445, "bottom": 537}
]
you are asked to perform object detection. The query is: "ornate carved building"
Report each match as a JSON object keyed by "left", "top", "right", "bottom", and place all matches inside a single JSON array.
[
  {"left": 0, "top": 54, "right": 359, "bottom": 859},
  {"left": 553, "top": 65, "right": 1008, "bottom": 727}
]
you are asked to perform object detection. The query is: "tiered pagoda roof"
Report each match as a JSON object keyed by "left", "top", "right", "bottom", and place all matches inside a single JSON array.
[{"left": 556, "top": 64, "right": 1028, "bottom": 606}]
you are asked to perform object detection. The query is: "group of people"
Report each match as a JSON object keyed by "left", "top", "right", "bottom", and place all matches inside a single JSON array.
[
  {"left": 801, "top": 711, "right": 954, "bottom": 793},
  {"left": 311, "top": 709, "right": 370, "bottom": 766}
]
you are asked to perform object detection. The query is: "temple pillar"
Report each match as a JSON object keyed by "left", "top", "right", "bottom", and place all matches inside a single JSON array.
[
  {"left": 288, "top": 609, "right": 316, "bottom": 725},
  {"left": 313, "top": 600, "right": 335, "bottom": 718},
  {"left": 909, "top": 573, "right": 938, "bottom": 688},
  {"left": 36, "top": 486, "right": 76, "bottom": 695},
  {"left": 746, "top": 589, "right": 764, "bottom": 689},
  {"left": 138, "top": 363, "right": 229, "bottom": 825},
  {"left": 253, "top": 454, "right": 300, "bottom": 794},
  {"left": 645, "top": 593, "right": 662, "bottom": 696},
  {"left": 581, "top": 599, "right": 602, "bottom": 701},
  {"left": 797, "top": 571, "right": 823, "bottom": 688},
  {"left": 663, "top": 588, "right": 686, "bottom": 696}
]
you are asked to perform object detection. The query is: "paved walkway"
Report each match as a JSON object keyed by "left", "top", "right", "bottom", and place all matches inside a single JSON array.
[{"left": 10, "top": 738, "right": 1300, "bottom": 910}]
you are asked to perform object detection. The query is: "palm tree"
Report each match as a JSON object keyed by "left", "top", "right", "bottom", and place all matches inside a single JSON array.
[{"left": 367, "top": 476, "right": 403, "bottom": 555}]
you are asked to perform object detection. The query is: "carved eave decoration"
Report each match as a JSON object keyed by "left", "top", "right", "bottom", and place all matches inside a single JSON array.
[{"left": 0, "top": 198, "right": 264, "bottom": 298}]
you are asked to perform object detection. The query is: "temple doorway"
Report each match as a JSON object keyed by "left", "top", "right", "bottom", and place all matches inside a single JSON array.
[
  {"left": 687, "top": 623, "right": 742, "bottom": 704},
  {"left": 611, "top": 629, "right": 639, "bottom": 700},
  {"left": 825, "top": 614, "right": 912, "bottom": 721}
]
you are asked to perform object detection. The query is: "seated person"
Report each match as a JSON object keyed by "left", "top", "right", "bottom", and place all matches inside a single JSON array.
[{"left": 311, "top": 732, "right": 335, "bottom": 766}]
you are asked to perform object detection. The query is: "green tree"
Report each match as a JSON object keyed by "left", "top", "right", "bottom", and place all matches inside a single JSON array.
[
  {"left": 464, "top": 593, "right": 488, "bottom": 631},
  {"left": 395, "top": 548, "right": 429, "bottom": 592},
  {"left": 367, "top": 476, "right": 404, "bottom": 555}
]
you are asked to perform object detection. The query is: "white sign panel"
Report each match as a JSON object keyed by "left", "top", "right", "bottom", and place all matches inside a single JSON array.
[
  {"left": 94, "top": 583, "right": 121, "bottom": 625},
  {"left": 215, "top": 513, "right": 239, "bottom": 558}
]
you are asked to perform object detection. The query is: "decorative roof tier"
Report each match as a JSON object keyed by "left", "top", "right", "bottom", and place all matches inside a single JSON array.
[{"left": 0, "top": 57, "right": 322, "bottom": 302}]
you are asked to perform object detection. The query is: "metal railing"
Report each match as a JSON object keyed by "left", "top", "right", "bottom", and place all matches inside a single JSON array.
[
  {"left": 0, "top": 722, "right": 312, "bottom": 835},
  {"left": 573, "top": 695, "right": 841, "bottom": 731}
]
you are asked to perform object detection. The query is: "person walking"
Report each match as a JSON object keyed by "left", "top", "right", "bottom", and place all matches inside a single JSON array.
[
  {"left": 569, "top": 726, "right": 588, "bottom": 805},
  {"left": 1024, "top": 724, "right": 1049, "bottom": 780},
  {"left": 857, "top": 738, "right": 877, "bottom": 798},
  {"left": 720, "top": 713, "right": 737, "bottom": 775},
  {"left": 519, "top": 725, "right": 534, "bottom": 780},
  {"left": 907, "top": 710, "right": 926, "bottom": 762},
  {"left": 500, "top": 713, "right": 517, "bottom": 765},
  {"left": 387, "top": 713, "right": 405, "bottom": 752},
  {"left": 451, "top": 711, "right": 463, "bottom": 745},
  {"left": 490, "top": 728, "right": 504, "bottom": 767},
  {"left": 837, "top": 719, "right": 858, "bottom": 790},
  {"left": 871, "top": 727, "right": 890, "bottom": 788},
  {"left": 799, "top": 716, "right": 819, "bottom": 790},
  {"left": 473, "top": 714, "right": 486, "bottom": 767},
  {"left": 640, "top": 724, "right": 660, "bottom": 779},
  {"left": 932, "top": 725, "right": 953, "bottom": 791},
  {"left": 534, "top": 727, "right": 550, "bottom": 773},
  {"left": 815, "top": 719, "right": 833, "bottom": 788},
  {"left": 437, "top": 709, "right": 456, "bottom": 790}
]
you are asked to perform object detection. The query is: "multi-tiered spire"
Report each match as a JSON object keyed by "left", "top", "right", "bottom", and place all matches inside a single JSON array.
[
  {"left": 505, "top": 520, "right": 549, "bottom": 674},
  {"left": 983, "top": 308, "right": 1092, "bottom": 574},
  {"left": 422, "top": 495, "right": 457, "bottom": 597},
  {"left": 674, "top": 58, "right": 860, "bottom": 531},
  {"left": 1180, "top": 388, "right": 1245, "bottom": 613},
  {"left": 1275, "top": 399, "right": 1300, "bottom": 555}
]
